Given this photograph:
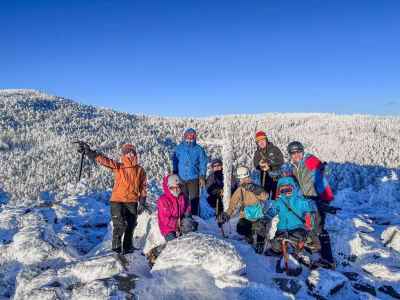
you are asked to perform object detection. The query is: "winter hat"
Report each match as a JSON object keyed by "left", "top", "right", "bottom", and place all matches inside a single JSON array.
[
  {"left": 121, "top": 143, "right": 136, "bottom": 155},
  {"left": 236, "top": 166, "right": 250, "bottom": 179},
  {"left": 211, "top": 158, "right": 223, "bottom": 167},
  {"left": 184, "top": 128, "right": 197, "bottom": 140},
  {"left": 167, "top": 174, "right": 181, "bottom": 188},
  {"left": 255, "top": 131, "right": 267, "bottom": 142}
]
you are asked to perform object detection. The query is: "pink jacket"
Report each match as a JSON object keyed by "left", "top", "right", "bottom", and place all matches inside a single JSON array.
[{"left": 157, "top": 176, "right": 191, "bottom": 237}]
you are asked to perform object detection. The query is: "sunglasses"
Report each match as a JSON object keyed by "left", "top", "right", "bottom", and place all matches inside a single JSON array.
[
  {"left": 212, "top": 164, "right": 223, "bottom": 168},
  {"left": 279, "top": 185, "right": 293, "bottom": 195}
]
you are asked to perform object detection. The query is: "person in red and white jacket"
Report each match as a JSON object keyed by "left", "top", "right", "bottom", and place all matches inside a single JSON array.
[{"left": 287, "top": 141, "right": 336, "bottom": 269}]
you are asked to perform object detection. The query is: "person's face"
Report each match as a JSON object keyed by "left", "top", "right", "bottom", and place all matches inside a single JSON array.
[
  {"left": 184, "top": 132, "right": 196, "bottom": 143},
  {"left": 278, "top": 185, "right": 293, "bottom": 197},
  {"left": 169, "top": 185, "right": 181, "bottom": 197},
  {"left": 212, "top": 163, "right": 223, "bottom": 172},
  {"left": 257, "top": 139, "right": 267, "bottom": 149},
  {"left": 290, "top": 151, "right": 304, "bottom": 163}
]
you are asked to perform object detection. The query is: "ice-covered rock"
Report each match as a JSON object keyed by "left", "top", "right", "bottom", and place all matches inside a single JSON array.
[
  {"left": 382, "top": 226, "right": 400, "bottom": 253},
  {"left": 306, "top": 268, "right": 348, "bottom": 298},
  {"left": 14, "top": 254, "right": 125, "bottom": 299},
  {"left": 152, "top": 233, "right": 245, "bottom": 280}
]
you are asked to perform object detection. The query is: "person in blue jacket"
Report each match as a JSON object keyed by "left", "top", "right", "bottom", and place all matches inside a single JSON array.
[
  {"left": 264, "top": 176, "right": 315, "bottom": 255},
  {"left": 172, "top": 128, "right": 208, "bottom": 216}
]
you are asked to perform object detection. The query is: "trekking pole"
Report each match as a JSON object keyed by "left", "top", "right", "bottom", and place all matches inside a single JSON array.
[{"left": 77, "top": 151, "right": 85, "bottom": 183}]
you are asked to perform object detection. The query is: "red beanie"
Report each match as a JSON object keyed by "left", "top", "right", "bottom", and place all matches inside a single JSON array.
[{"left": 255, "top": 131, "right": 267, "bottom": 142}]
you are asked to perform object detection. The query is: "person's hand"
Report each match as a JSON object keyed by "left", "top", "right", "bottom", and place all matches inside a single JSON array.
[
  {"left": 181, "top": 216, "right": 198, "bottom": 234},
  {"left": 76, "top": 141, "right": 91, "bottom": 154},
  {"left": 199, "top": 176, "right": 206, "bottom": 189}
]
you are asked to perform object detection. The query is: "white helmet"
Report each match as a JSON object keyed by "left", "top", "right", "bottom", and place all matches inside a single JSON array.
[
  {"left": 167, "top": 174, "right": 181, "bottom": 188},
  {"left": 236, "top": 166, "right": 250, "bottom": 179}
]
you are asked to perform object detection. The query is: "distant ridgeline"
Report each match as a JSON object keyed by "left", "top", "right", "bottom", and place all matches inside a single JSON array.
[{"left": 0, "top": 89, "right": 399, "bottom": 205}]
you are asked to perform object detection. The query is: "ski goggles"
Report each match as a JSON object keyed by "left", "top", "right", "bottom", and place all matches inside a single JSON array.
[
  {"left": 278, "top": 185, "right": 294, "bottom": 195},
  {"left": 184, "top": 132, "right": 196, "bottom": 140}
]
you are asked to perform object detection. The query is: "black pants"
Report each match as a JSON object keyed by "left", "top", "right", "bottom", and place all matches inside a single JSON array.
[
  {"left": 181, "top": 179, "right": 200, "bottom": 216},
  {"left": 110, "top": 202, "right": 138, "bottom": 253},
  {"left": 237, "top": 218, "right": 266, "bottom": 245},
  {"left": 260, "top": 171, "right": 278, "bottom": 199},
  {"left": 315, "top": 204, "right": 334, "bottom": 263}
]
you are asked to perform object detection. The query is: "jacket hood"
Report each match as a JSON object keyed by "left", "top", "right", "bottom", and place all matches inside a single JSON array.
[
  {"left": 277, "top": 176, "right": 301, "bottom": 199},
  {"left": 121, "top": 155, "right": 138, "bottom": 168},
  {"left": 162, "top": 175, "right": 180, "bottom": 199}
]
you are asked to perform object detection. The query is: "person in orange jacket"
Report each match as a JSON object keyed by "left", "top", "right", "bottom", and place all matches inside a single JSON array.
[{"left": 78, "top": 142, "right": 147, "bottom": 254}]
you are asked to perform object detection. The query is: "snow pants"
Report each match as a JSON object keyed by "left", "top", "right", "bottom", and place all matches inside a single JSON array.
[
  {"left": 110, "top": 202, "right": 138, "bottom": 253},
  {"left": 181, "top": 179, "right": 200, "bottom": 216}
]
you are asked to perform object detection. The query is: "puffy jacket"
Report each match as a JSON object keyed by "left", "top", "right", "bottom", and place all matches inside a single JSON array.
[
  {"left": 96, "top": 154, "right": 147, "bottom": 203},
  {"left": 157, "top": 176, "right": 191, "bottom": 237},
  {"left": 226, "top": 183, "right": 268, "bottom": 219},
  {"left": 265, "top": 177, "right": 315, "bottom": 232},
  {"left": 253, "top": 142, "right": 284, "bottom": 177},
  {"left": 291, "top": 153, "right": 334, "bottom": 202},
  {"left": 172, "top": 140, "right": 207, "bottom": 181}
]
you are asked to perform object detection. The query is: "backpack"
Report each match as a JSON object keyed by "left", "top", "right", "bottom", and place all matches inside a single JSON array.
[{"left": 240, "top": 188, "right": 264, "bottom": 221}]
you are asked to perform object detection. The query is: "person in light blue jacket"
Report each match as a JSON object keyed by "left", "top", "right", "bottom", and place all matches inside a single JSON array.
[
  {"left": 172, "top": 128, "right": 208, "bottom": 216},
  {"left": 264, "top": 176, "right": 315, "bottom": 255}
]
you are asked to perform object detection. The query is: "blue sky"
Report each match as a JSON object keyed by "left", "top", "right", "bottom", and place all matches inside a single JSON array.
[{"left": 3, "top": 0, "right": 400, "bottom": 116}]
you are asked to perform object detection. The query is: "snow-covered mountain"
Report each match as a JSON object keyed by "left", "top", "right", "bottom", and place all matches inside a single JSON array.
[{"left": 0, "top": 89, "right": 399, "bottom": 299}]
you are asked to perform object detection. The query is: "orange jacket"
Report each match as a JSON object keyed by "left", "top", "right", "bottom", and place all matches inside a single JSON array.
[{"left": 96, "top": 154, "right": 147, "bottom": 203}]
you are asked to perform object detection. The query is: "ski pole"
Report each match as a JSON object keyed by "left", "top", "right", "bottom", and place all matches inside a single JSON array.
[{"left": 77, "top": 151, "right": 85, "bottom": 183}]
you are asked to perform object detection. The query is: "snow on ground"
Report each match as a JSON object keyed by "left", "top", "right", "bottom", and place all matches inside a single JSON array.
[{"left": 1, "top": 90, "right": 400, "bottom": 299}]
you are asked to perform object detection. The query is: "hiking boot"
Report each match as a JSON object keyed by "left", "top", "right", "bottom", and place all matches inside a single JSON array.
[
  {"left": 112, "top": 247, "right": 122, "bottom": 254},
  {"left": 315, "top": 258, "right": 336, "bottom": 270}
]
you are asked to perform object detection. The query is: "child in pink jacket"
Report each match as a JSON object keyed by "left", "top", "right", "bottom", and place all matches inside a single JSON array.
[{"left": 157, "top": 174, "right": 195, "bottom": 241}]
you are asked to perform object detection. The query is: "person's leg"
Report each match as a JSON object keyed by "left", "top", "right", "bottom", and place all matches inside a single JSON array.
[
  {"left": 187, "top": 179, "right": 200, "bottom": 216},
  {"left": 110, "top": 202, "right": 125, "bottom": 253},
  {"left": 122, "top": 202, "right": 138, "bottom": 254},
  {"left": 254, "top": 220, "right": 267, "bottom": 254},
  {"left": 237, "top": 218, "right": 253, "bottom": 243},
  {"left": 316, "top": 205, "right": 335, "bottom": 264}
]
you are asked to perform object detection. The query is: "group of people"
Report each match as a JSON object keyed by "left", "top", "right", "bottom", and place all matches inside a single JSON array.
[{"left": 78, "top": 127, "right": 336, "bottom": 270}]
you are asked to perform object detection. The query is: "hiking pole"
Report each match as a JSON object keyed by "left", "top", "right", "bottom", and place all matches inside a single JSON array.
[
  {"left": 77, "top": 151, "right": 85, "bottom": 183},
  {"left": 216, "top": 198, "right": 226, "bottom": 238}
]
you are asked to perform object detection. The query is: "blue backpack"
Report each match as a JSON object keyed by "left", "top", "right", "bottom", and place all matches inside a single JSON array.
[{"left": 240, "top": 188, "right": 264, "bottom": 221}]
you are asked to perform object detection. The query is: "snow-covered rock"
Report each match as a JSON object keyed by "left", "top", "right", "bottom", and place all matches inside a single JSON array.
[
  {"left": 14, "top": 254, "right": 125, "bottom": 299},
  {"left": 152, "top": 233, "right": 245, "bottom": 280},
  {"left": 382, "top": 226, "right": 400, "bottom": 253},
  {"left": 306, "top": 268, "right": 348, "bottom": 298}
]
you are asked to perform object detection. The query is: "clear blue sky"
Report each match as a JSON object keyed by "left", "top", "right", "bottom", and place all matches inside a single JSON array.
[{"left": 3, "top": 0, "right": 400, "bottom": 116}]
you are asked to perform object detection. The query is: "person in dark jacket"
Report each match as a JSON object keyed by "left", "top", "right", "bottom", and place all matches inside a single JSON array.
[
  {"left": 253, "top": 131, "right": 284, "bottom": 199},
  {"left": 287, "top": 141, "right": 335, "bottom": 269},
  {"left": 206, "top": 158, "right": 237, "bottom": 228},
  {"left": 172, "top": 128, "right": 208, "bottom": 216}
]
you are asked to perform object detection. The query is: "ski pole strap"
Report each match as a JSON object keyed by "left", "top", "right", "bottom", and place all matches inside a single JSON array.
[{"left": 281, "top": 199, "right": 306, "bottom": 224}]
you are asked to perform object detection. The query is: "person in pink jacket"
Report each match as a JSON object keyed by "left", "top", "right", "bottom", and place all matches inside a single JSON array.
[{"left": 157, "top": 174, "right": 197, "bottom": 241}]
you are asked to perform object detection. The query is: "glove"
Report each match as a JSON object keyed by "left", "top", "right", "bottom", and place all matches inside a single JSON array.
[
  {"left": 77, "top": 141, "right": 91, "bottom": 154},
  {"left": 304, "top": 214, "right": 313, "bottom": 231},
  {"left": 137, "top": 197, "right": 149, "bottom": 215},
  {"left": 199, "top": 176, "right": 206, "bottom": 189},
  {"left": 220, "top": 212, "right": 230, "bottom": 224},
  {"left": 181, "top": 216, "right": 198, "bottom": 234},
  {"left": 76, "top": 141, "right": 98, "bottom": 160}
]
